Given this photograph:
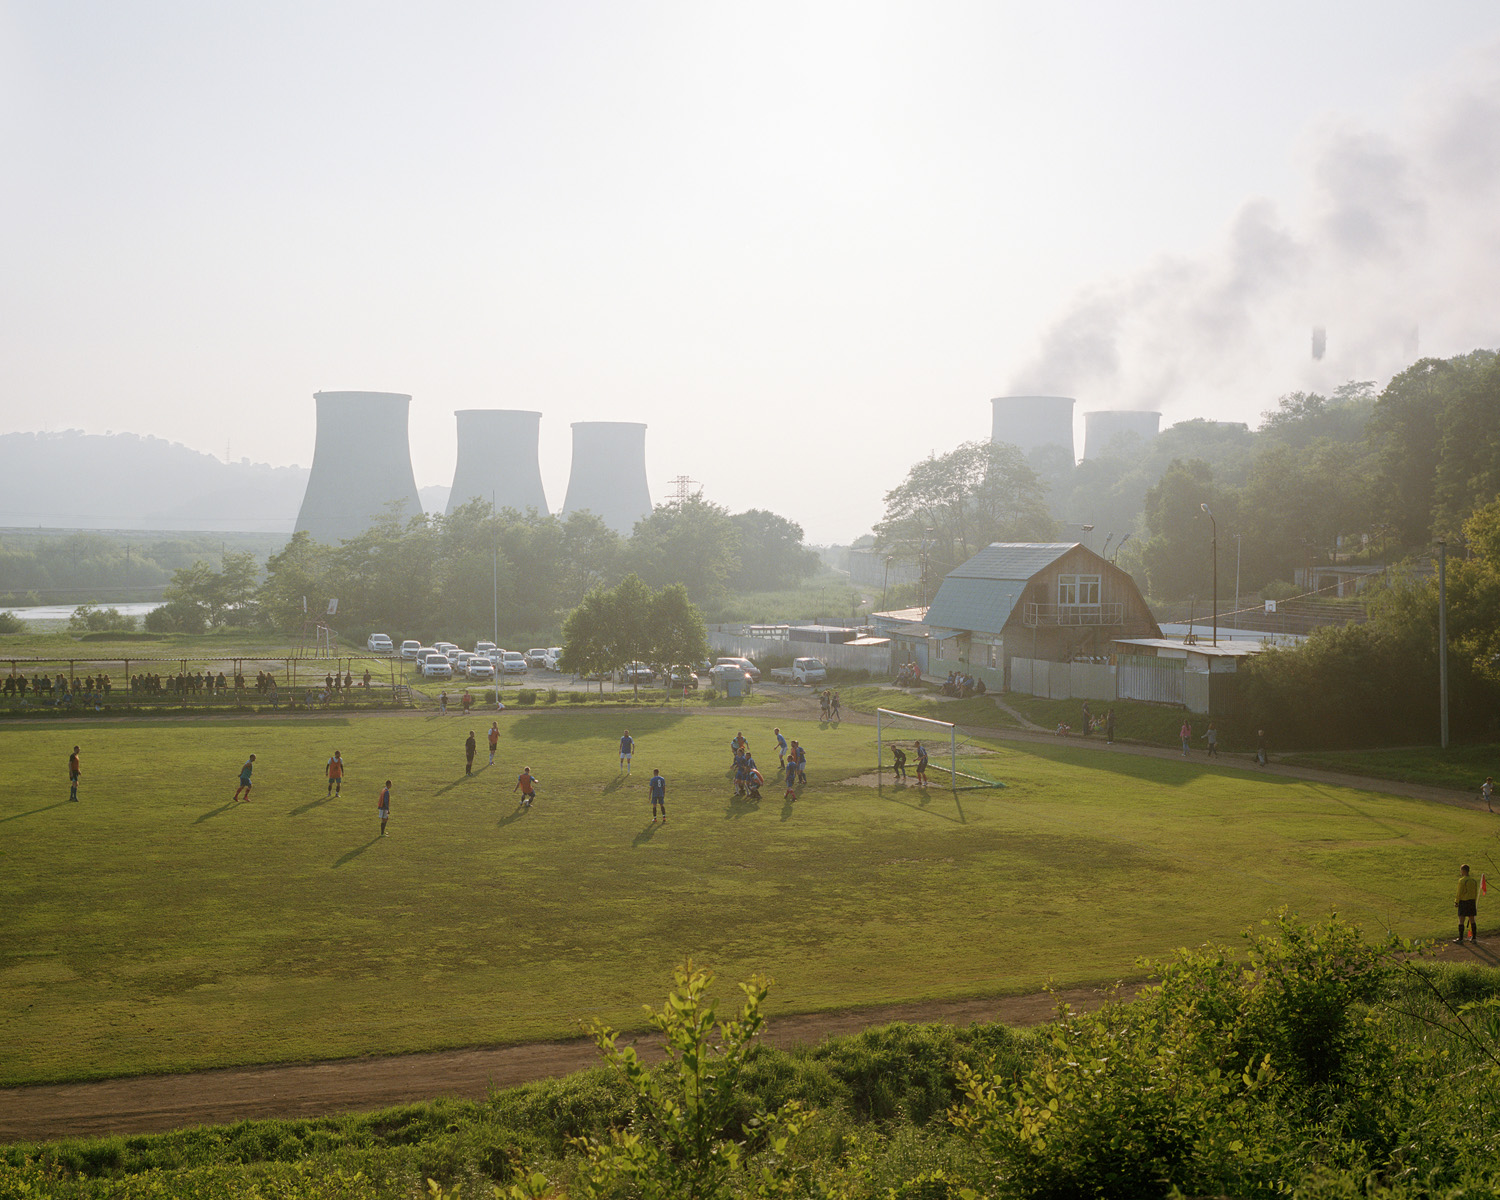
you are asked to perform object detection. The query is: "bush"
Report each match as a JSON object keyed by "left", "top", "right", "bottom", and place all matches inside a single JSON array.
[
  {"left": 68, "top": 604, "right": 139, "bottom": 633},
  {"left": 143, "top": 600, "right": 206, "bottom": 634},
  {"left": 567, "top": 692, "right": 586, "bottom": 704},
  {"left": 545, "top": 688, "right": 559, "bottom": 705},
  {"left": 0, "top": 610, "right": 25, "bottom": 634},
  {"left": 516, "top": 689, "right": 538, "bottom": 706}
]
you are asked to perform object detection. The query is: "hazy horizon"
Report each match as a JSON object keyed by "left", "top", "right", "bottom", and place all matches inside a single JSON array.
[{"left": 6, "top": 2, "right": 1500, "bottom": 543}]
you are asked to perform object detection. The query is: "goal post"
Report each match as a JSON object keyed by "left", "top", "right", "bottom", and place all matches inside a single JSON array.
[{"left": 875, "top": 707, "right": 1005, "bottom": 790}]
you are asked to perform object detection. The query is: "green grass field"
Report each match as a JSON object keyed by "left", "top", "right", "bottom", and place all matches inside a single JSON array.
[{"left": 1, "top": 707, "right": 1493, "bottom": 1088}]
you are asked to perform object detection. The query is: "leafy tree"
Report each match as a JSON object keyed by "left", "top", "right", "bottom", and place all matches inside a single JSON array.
[
  {"left": 558, "top": 575, "right": 709, "bottom": 696},
  {"left": 1133, "top": 459, "right": 1230, "bottom": 601},
  {"left": 629, "top": 496, "right": 740, "bottom": 608},
  {"left": 648, "top": 583, "right": 709, "bottom": 674},
  {"left": 573, "top": 962, "right": 810, "bottom": 1200},
  {"left": 258, "top": 530, "right": 331, "bottom": 632},
  {"left": 728, "top": 509, "right": 817, "bottom": 591},
  {"left": 876, "top": 440, "right": 1056, "bottom": 579},
  {"left": 558, "top": 587, "right": 615, "bottom": 691},
  {"left": 67, "top": 604, "right": 138, "bottom": 632}
]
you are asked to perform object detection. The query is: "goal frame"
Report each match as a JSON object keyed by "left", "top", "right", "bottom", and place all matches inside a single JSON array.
[{"left": 876, "top": 707, "right": 958, "bottom": 785}]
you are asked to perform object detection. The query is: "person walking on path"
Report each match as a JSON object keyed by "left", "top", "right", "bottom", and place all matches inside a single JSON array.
[
  {"left": 648, "top": 769, "right": 667, "bottom": 822},
  {"left": 1256, "top": 729, "right": 1268, "bottom": 766},
  {"left": 774, "top": 728, "right": 788, "bottom": 771},
  {"left": 377, "top": 781, "right": 391, "bottom": 836},
  {"left": 488, "top": 722, "right": 500, "bottom": 766},
  {"left": 1081, "top": 700, "right": 1092, "bottom": 737},
  {"left": 891, "top": 744, "right": 908, "bottom": 781},
  {"left": 326, "top": 751, "right": 344, "bottom": 797},
  {"left": 438, "top": 690, "right": 448, "bottom": 715},
  {"left": 1204, "top": 724, "right": 1219, "bottom": 757},
  {"left": 915, "top": 739, "right": 929, "bottom": 786},
  {"left": 1105, "top": 709, "right": 1116, "bottom": 745},
  {"left": 233, "top": 754, "right": 256, "bottom": 802},
  {"left": 830, "top": 692, "right": 841, "bottom": 721},
  {"left": 465, "top": 731, "right": 477, "bottom": 775},
  {"left": 1456, "top": 863, "right": 1481, "bottom": 942},
  {"left": 68, "top": 745, "right": 81, "bottom": 802},
  {"left": 514, "top": 767, "right": 537, "bottom": 809},
  {"left": 1179, "top": 721, "right": 1192, "bottom": 757},
  {"left": 1483, "top": 776, "right": 1495, "bottom": 812},
  {"left": 619, "top": 730, "right": 635, "bottom": 774}
]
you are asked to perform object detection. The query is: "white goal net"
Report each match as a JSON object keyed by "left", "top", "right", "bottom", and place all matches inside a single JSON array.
[{"left": 875, "top": 708, "right": 1005, "bottom": 789}]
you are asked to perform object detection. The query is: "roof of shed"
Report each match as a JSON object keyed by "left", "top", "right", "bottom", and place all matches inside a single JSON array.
[{"left": 924, "top": 543, "right": 1081, "bottom": 636}]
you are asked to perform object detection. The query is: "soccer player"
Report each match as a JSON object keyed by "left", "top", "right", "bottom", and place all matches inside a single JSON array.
[
  {"left": 233, "top": 754, "right": 256, "bottom": 802},
  {"left": 914, "top": 740, "right": 928, "bottom": 786},
  {"left": 794, "top": 742, "right": 807, "bottom": 786},
  {"left": 649, "top": 769, "right": 667, "bottom": 822},
  {"left": 515, "top": 766, "right": 538, "bottom": 809},
  {"left": 620, "top": 730, "right": 634, "bottom": 774},
  {"left": 326, "top": 750, "right": 343, "bottom": 797},
  {"left": 377, "top": 781, "right": 391, "bottom": 836},
  {"left": 68, "top": 745, "right": 81, "bottom": 802},
  {"left": 891, "top": 744, "right": 907, "bottom": 781},
  {"left": 745, "top": 764, "right": 763, "bottom": 800},
  {"left": 488, "top": 722, "right": 500, "bottom": 765},
  {"left": 1457, "top": 863, "right": 1481, "bottom": 943},
  {"left": 774, "top": 728, "right": 788, "bottom": 771},
  {"left": 1483, "top": 776, "right": 1494, "bottom": 812},
  {"left": 465, "top": 731, "right": 477, "bottom": 775}
]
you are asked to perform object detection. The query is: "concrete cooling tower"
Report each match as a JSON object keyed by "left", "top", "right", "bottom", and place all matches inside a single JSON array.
[
  {"left": 990, "top": 395, "right": 1075, "bottom": 459},
  {"left": 447, "top": 409, "right": 548, "bottom": 517},
  {"left": 561, "top": 422, "right": 652, "bottom": 536},
  {"left": 294, "top": 391, "right": 423, "bottom": 543},
  {"left": 1082, "top": 410, "right": 1161, "bottom": 460}
]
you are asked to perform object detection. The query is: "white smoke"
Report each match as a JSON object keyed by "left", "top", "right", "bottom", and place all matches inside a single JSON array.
[{"left": 1009, "top": 41, "right": 1500, "bottom": 419}]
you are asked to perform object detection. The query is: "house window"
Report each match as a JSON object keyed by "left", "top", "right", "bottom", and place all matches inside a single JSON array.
[{"left": 1057, "top": 574, "right": 1101, "bottom": 606}]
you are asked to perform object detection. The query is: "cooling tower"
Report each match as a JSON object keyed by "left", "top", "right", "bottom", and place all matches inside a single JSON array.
[
  {"left": 447, "top": 409, "right": 548, "bottom": 517},
  {"left": 561, "top": 422, "right": 652, "bottom": 536},
  {"left": 294, "top": 391, "right": 423, "bottom": 543},
  {"left": 1082, "top": 410, "right": 1162, "bottom": 460},
  {"left": 990, "top": 396, "right": 1075, "bottom": 459}
]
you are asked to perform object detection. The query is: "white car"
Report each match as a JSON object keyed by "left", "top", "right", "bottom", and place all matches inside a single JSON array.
[
  {"left": 500, "top": 651, "right": 528, "bottom": 674},
  {"left": 367, "top": 633, "right": 393, "bottom": 653},
  {"left": 542, "top": 647, "right": 564, "bottom": 670},
  {"left": 434, "top": 641, "right": 458, "bottom": 656},
  {"left": 716, "top": 656, "right": 761, "bottom": 682},
  {"left": 454, "top": 651, "right": 475, "bottom": 672},
  {"left": 475, "top": 640, "right": 498, "bottom": 656},
  {"left": 525, "top": 648, "right": 550, "bottom": 669},
  {"left": 420, "top": 657, "right": 453, "bottom": 679},
  {"left": 466, "top": 658, "right": 495, "bottom": 680},
  {"left": 399, "top": 640, "right": 422, "bottom": 660}
]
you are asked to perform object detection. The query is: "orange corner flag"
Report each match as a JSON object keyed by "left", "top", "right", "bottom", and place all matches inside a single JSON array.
[{"left": 1483, "top": 873, "right": 1489, "bottom": 896}]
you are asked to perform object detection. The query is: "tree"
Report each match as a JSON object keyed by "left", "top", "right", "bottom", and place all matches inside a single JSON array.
[
  {"left": 876, "top": 440, "right": 1056, "bottom": 579},
  {"left": 558, "top": 574, "right": 709, "bottom": 696},
  {"left": 258, "top": 531, "right": 331, "bottom": 632},
  {"left": 648, "top": 583, "right": 709, "bottom": 675},
  {"left": 1133, "top": 459, "right": 1231, "bottom": 601},
  {"left": 728, "top": 509, "right": 817, "bottom": 591},
  {"left": 628, "top": 496, "right": 740, "bottom": 607}
]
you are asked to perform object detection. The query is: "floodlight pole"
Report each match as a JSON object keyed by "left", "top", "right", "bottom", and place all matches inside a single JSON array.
[
  {"left": 1438, "top": 538, "right": 1449, "bottom": 750},
  {"left": 1233, "top": 533, "right": 1242, "bottom": 625},
  {"left": 1201, "top": 503, "right": 1217, "bottom": 646}
]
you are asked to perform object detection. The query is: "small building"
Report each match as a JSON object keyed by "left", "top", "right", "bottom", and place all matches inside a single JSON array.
[
  {"left": 923, "top": 542, "right": 1161, "bottom": 692},
  {"left": 1112, "top": 636, "right": 1271, "bottom": 715},
  {"left": 788, "top": 623, "right": 860, "bottom": 646},
  {"left": 869, "top": 606, "right": 933, "bottom": 673}
]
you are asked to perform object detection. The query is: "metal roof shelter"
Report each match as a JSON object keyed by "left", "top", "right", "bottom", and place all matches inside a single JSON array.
[{"left": 924, "top": 543, "right": 1079, "bottom": 637}]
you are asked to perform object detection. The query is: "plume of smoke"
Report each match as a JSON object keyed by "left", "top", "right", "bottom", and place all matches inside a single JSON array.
[{"left": 1009, "top": 41, "right": 1500, "bottom": 421}]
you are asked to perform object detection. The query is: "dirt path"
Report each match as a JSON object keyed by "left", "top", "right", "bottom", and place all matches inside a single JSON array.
[{"left": 0, "top": 986, "right": 1133, "bottom": 1144}]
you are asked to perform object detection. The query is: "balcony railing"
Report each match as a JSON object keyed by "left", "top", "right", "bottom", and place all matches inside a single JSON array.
[{"left": 1021, "top": 602, "right": 1124, "bottom": 627}]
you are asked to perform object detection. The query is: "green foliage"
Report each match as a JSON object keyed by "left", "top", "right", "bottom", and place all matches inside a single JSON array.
[
  {"left": 0, "top": 609, "right": 27, "bottom": 633},
  {"left": 729, "top": 510, "right": 819, "bottom": 592},
  {"left": 876, "top": 441, "right": 1057, "bottom": 579},
  {"left": 627, "top": 495, "right": 741, "bottom": 608},
  {"left": 516, "top": 688, "right": 538, "bottom": 706},
  {"left": 558, "top": 574, "right": 708, "bottom": 693},
  {"left": 67, "top": 604, "right": 138, "bottom": 633},
  {"left": 573, "top": 962, "right": 811, "bottom": 1200}
]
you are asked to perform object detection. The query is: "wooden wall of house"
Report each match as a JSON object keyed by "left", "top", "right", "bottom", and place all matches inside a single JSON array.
[{"left": 1001, "top": 545, "right": 1161, "bottom": 662}]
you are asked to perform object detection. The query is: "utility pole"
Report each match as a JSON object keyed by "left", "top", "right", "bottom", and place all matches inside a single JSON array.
[
  {"left": 1201, "top": 503, "right": 1217, "bottom": 646},
  {"left": 1233, "top": 533, "right": 1241, "bottom": 629},
  {"left": 1438, "top": 538, "right": 1449, "bottom": 750}
]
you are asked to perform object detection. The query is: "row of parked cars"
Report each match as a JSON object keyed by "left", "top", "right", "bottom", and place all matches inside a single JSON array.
[{"left": 367, "top": 635, "right": 561, "bottom": 681}]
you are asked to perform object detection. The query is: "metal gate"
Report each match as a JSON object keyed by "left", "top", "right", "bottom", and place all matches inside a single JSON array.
[{"left": 1117, "top": 654, "right": 1184, "bottom": 705}]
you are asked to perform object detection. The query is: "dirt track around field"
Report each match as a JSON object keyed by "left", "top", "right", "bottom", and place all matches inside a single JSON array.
[
  {"left": 4, "top": 687, "right": 1496, "bottom": 1145},
  {"left": 0, "top": 986, "right": 1131, "bottom": 1144}
]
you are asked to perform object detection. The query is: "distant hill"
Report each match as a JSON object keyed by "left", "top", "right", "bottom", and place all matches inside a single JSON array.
[{"left": 0, "top": 431, "right": 309, "bottom": 532}]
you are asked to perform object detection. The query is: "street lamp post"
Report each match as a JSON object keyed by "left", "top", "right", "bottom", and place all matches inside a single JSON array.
[
  {"left": 1201, "top": 503, "right": 1217, "bottom": 646},
  {"left": 1233, "top": 533, "right": 1242, "bottom": 630},
  {"left": 1438, "top": 538, "right": 1449, "bottom": 750}
]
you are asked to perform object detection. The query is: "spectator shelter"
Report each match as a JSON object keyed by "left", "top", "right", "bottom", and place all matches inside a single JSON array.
[{"left": 922, "top": 542, "right": 1161, "bottom": 693}]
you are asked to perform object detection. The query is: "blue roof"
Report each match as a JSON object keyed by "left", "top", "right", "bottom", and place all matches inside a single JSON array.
[{"left": 924, "top": 543, "right": 1080, "bottom": 636}]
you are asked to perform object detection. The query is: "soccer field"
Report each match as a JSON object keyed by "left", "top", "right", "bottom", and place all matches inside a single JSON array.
[{"left": 0, "top": 708, "right": 1487, "bottom": 1086}]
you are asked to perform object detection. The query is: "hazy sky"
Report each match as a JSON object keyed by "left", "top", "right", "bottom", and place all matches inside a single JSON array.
[{"left": 5, "top": 1, "right": 1500, "bottom": 543}]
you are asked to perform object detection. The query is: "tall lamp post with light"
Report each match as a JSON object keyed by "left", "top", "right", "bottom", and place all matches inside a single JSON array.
[{"left": 1201, "top": 503, "right": 1218, "bottom": 646}]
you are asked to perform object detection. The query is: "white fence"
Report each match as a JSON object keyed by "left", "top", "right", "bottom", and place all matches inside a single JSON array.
[
  {"left": 1008, "top": 659, "right": 1117, "bottom": 702},
  {"left": 707, "top": 632, "right": 893, "bottom": 675}
]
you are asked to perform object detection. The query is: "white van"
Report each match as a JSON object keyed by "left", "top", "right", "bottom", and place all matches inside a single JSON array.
[{"left": 367, "top": 633, "right": 393, "bottom": 653}]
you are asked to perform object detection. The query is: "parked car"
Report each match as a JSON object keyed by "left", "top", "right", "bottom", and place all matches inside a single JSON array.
[
  {"left": 667, "top": 665, "right": 700, "bottom": 689},
  {"left": 475, "top": 640, "right": 497, "bottom": 656},
  {"left": 792, "top": 657, "right": 827, "bottom": 684},
  {"left": 367, "top": 633, "right": 394, "bottom": 653},
  {"left": 420, "top": 656, "right": 453, "bottom": 679},
  {"left": 525, "top": 648, "right": 550, "bottom": 669},
  {"left": 621, "top": 662, "right": 656, "bottom": 684},
  {"left": 466, "top": 658, "right": 495, "bottom": 680},
  {"left": 500, "top": 651, "right": 528, "bottom": 674},
  {"left": 715, "top": 656, "right": 761, "bottom": 682},
  {"left": 709, "top": 663, "right": 751, "bottom": 690},
  {"left": 542, "top": 647, "right": 564, "bottom": 670},
  {"left": 399, "top": 639, "right": 422, "bottom": 660},
  {"left": 434, "top": 641, "right": 458, "bottom": 656}
]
